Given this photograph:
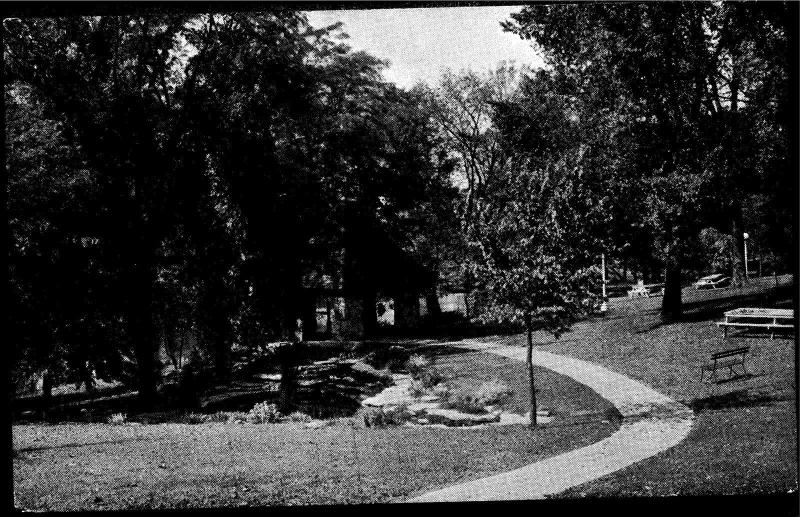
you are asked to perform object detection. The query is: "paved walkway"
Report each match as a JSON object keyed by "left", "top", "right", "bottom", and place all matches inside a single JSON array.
[{"left": 409, "top": 339, "right": 694, "bottom": 502}]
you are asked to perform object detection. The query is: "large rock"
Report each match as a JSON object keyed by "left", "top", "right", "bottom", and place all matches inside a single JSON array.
[
  {"left": 425, "top": 408, "right": 501, "bottom": 427},
  {"left": 407, "top": 402, "right": 440, "bottom": 415},
  {"left": 362, "top": 384, "right": 413, "bottom": 407},
  {"left": 350, "top": 361, "right": 393, "bottom": 383}
]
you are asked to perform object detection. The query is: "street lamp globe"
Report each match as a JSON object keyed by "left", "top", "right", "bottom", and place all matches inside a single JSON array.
[{"left": 743, "top": 232, "right": 749, "bottom": 240}]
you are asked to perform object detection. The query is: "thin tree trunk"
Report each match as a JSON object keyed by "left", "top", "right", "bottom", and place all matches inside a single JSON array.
[
  {"left": 127, "top": 247, "right": 161, "bottom": 407},
  {"left": 525, "top": 314, "right": 537, "bottom": 428},
  {"left": 425, "top": 291, "right": 442, "bottom": 318},
  {"left": 41, "top": 369, "right": 53, "bottom": 400}
]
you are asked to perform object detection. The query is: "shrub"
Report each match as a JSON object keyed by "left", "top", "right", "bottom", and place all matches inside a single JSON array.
[
  {"left": 108, "top": 413, "right": 127, "bottom": 425},
  {"left": 362, "top": 404, "right": 411, "bottom": 427},
  {"left": 222, "top": 411, "right": 248, "bottom": 424},
  {"left": 362, "top": 406, "right": 386, "bottom": 428},
  {"left": 443, "top": 392, "right": 487, "bottom": 414},
  {"left": 405, "top": 354, "right": 432, "bottom": 379},
  {"left": 382, "top": 403, "right": 412, "bottom": 425},
  {"left": 286, "top": 411, "right": 312, "bottom": 423},
  {"left": 247, "top": 402, "right": 280, "bottom": 424},
  {"left": 474, "top": 379, "right": 513, "bottom": 406},
  {"left": 183, "top": 412, "right": 211, "bottom": 424},
  {"left": 408, "top": 379, "right": 427, "bottom": 398},
  {"left": 419, "top": 367, "right": 444, "bottom": 389},
  {"left": 432, "top": 383, "right": 450, "bottom": 400},
  {"left": 209, "top": 411, "right": 230, "bottom": 423}
]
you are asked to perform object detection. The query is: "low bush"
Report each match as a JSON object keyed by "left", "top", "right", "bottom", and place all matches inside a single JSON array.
[
  {"left": 419, "top": 367, "right": 444, "bottom": 389},
  {"left": 362, "top": 404, "right": 412, "bottom": 427},
  {"left": 405, "top": 354, "right": 432, "bottom": 379},
  {"left": 474, "top": 379, "right": 513, "bottom": 406},
  {"left": 409, "top": 379, "right": 427, "bottom": 398},
  {"left": 286, "top": 411, "right": 312, "bottom": 423},
  {"left": 442, "top": 380, "right": 512, "bottom": 414},
  {"left": 108, "top": 412, "right": 127, "bottom": 425},
  {"left": 432, "top": 383, "right": 450, "bottom": 400},
  {"left": 247, "top": 402, "right": 280, "bottom": 424},
  {"left": 362, "top": 406, "right": 386, "bottom": 428},
  {"left": 220, "top": 411, "right": 248, "bottom": 424},
  {"left": 443, "top": 392, "right": 487, "bottom": 414},
  {"left": 182, "top": 412, "right": 211, "bottom": 424},
  {"left": 383, "top": 403, "right": 413, "bottom": 426}
]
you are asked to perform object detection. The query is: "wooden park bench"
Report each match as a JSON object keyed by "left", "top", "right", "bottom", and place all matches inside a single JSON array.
[
  {"left": 716, "top": 307, "right": 795, "bottom": 339},
  {"left": 700, "top": 347, "right": 749, "bottom": 384}
]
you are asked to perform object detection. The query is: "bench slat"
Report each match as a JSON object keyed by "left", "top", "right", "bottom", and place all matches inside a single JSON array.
[{"left": 716, "top": 322, "right": 795, "bottom": 328}]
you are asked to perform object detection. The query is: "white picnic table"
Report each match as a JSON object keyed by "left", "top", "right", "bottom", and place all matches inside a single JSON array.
[
  {"left": 716, "top": 307, "right": 795, "bottom": 339},
  {"left": 627, "top": 283, "right": 664, "bottom": 298}
]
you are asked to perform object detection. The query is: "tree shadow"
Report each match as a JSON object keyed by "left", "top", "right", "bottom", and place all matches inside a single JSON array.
[
  {"left": 633, "top": 286, "right": 793, "bottom": 334},
  {"left": 687, "top": 387, "right": 785, "bottom": 412},
  {"left": 15, "top": 436, "right": 153, "bottom": 454}
]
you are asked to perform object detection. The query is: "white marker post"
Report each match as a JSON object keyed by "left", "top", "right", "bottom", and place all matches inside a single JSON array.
[
  {"left": 600, "top": 253, "right": 608, "bottom": 314},
  {"left": 743, "top": 232, "right": 749, "bottom": 282}
]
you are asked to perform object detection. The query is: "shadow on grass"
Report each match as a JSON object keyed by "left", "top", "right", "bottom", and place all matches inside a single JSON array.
[
  {"left": 16, "top": 435, "right": 154, "bottom": 454},
  {"left": 633, "top": 286, "right": 794, "bottom": 334},
  {"left": 687, "top": 388, "right": 786, "bottom": 412}
]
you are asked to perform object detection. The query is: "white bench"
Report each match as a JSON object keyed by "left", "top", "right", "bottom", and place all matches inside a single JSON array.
[{"left": 716, "top": 308, "right": 795, "bottom": 339}]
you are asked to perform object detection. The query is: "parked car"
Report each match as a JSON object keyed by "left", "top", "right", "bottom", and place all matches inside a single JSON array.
[{"left": 694, "top": 274, "right": 731, "bottom": 290}]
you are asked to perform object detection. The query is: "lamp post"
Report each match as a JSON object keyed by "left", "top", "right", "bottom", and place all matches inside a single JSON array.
[
  {"left": 600, "top": 253, "right": 608, "bottom": 313},
  {"left": 743, "top": 232, "right": 749, "bottom": 281}
]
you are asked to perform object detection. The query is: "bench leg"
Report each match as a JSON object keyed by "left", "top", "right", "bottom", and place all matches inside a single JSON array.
[{"left": 723, "top": 326, "right": 728, "bottom": 339}]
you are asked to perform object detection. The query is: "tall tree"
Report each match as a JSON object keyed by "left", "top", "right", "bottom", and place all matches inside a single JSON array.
[{"left": 504, "top": 2, "right": 792, "bottom": 318}]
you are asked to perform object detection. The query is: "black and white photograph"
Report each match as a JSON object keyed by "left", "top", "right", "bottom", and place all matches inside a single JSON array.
[{"left": 6, "top": 1, "right": 798, "bottom": 511}]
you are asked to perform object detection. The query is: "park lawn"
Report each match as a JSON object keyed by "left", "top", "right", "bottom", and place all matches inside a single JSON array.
[
  {"left": 555, "top": 400, "right": 797, "bottom": 498},
  {"left": 13, "top": 351, "right": 619, "bottom": 510},
  {"left": 488, "top": 279, "right": 797, "bottom": 497}
]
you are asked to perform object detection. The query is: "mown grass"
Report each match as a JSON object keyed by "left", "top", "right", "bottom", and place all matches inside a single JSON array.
[
  {"left": 488, "top": 277, "right": 797, "bottom": 497},
  {"left": 13, "top": 352, "right": 618, "bottom": 509}
]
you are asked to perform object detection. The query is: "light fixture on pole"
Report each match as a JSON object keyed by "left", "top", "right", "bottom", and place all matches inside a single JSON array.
[{"left": 743, "top": 232, "right": 749, "bottom": 280}]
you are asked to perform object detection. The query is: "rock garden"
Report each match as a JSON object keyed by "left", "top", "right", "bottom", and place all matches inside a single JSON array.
[{"left": 360, "top": 352, "right": 552, "bottom": 427}]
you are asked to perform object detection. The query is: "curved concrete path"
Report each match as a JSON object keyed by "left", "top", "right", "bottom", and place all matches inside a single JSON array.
[{"left": 409, "top": 339, "right": 694, "bottom": 502}]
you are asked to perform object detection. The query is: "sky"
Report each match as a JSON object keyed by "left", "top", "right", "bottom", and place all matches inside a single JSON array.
[{"left": 304, "top": 6, "right": 545, "bottom": 89}]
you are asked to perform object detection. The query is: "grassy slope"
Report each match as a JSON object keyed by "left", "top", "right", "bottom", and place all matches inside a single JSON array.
[
  {"left": 484, "top": 278, "right": 797, "bottom": 497},
  {"left": 13, "top": 352, "right": 618, "bottom": 509}
]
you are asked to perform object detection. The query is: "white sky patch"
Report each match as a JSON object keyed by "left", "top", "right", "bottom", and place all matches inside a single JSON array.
[{"left": 305, "top": 5, "right": 544, "bottom": 89}]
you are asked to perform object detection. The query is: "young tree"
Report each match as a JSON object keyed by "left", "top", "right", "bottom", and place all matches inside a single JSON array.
[
  {"left": 472, "top": 70, "right": 605, "bottom": 426},
  {"left": 472, "top": 157, "right": 601, "bottom": 426}
]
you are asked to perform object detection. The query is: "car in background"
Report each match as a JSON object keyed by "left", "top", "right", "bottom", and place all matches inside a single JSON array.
[{"left": 693, "top": 273, "right": 731, "bottom": 290}]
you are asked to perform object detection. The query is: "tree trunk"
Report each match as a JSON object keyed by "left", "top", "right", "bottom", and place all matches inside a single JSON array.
[
  {"left": 425, "top": 291, "right": 442, "bottom": 319},
  {"left": 662, "top": 264, "right": 683, "bottom": 320},
  {"left": 525, "top": 314, "right": 537, "bottom": 428},
  {"left": 80, "top": 361, "right": 96, "bottom": 393},
  {"left": 41, "top": 369, "right": 54, "bottom": 400},
  {"left": 129, "top": 262, "right": 160, "bottom": 406},
  {"left": 362, "top": 289, "right": 378, "bottom": 336},
  {"left": 213, "top": 332, "right": 229, "bottom": 384}
]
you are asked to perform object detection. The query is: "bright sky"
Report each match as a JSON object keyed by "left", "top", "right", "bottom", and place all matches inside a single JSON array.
[{"left": 304, "top": 6, "right": 544, "bottom": 89}]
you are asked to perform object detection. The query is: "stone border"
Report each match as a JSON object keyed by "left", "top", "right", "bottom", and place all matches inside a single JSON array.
[{"left": 408, "top": 339, "right": 694, "bottom": 502}]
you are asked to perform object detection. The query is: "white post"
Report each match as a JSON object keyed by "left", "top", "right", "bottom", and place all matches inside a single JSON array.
[
  {"left": 743, "top": 232, "right": 749, "bottom": 281},
  {"left": 600, "top": 253, "right": 608, "bottom": 313}
]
